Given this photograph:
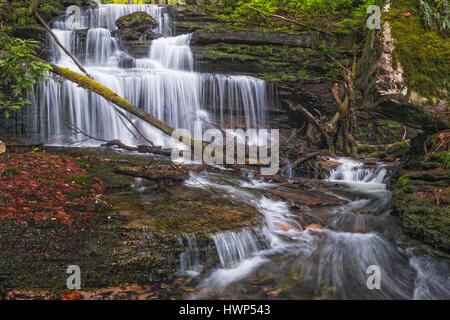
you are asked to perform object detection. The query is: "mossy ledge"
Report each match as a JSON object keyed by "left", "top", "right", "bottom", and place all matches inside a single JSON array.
[{"left": 392, "top": 169, "right": 450, "bottom": 253}]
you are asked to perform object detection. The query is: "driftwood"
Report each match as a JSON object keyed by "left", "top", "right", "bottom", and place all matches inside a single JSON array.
[
  {"left": 292, "top": 151, "right": 321, "bottom": 168},
  {"left": 249, "top": 6, "right": 335, "bottom": 37},
  {"left": 114, "top": 165, "right": 189, "bottom": 183},
  {"left": 284, "top": 100, "right": 332, "bottom": 149},
  {"left": 114, "top": 164, "right": 205, "bottom": 183},
  {"left": 101, "top": 140, "right": 173, "bottom": 156}
]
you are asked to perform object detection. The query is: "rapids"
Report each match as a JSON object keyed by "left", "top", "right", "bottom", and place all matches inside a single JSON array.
[{"left": 182, "top": 159, "right": 450, "bottom": 300}]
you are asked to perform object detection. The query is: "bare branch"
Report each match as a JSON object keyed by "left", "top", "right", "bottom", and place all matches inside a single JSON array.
[{"left": 249, "top": 6, "right": 335, "bottom": 37}]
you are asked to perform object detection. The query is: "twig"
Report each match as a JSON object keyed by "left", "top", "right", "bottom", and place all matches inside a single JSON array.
[{"left": 249, "top": 6, "right": 335, "bottom": 37}]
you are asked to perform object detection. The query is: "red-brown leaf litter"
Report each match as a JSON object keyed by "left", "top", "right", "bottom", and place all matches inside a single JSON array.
[{"left": 0, "top": 148, "right": 105, "bottom": 226}]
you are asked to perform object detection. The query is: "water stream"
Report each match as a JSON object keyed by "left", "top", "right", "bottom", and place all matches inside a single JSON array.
[
  {"left": 16, "top": 4, "right": 449, "bottom": 299},
  {"left": 184, "top": 159, "right": 449, "bottom": 299}
]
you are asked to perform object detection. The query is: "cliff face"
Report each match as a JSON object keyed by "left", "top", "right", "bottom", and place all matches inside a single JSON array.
[{"left": 165, "top": 5, "right": 360, "bottom": 129}]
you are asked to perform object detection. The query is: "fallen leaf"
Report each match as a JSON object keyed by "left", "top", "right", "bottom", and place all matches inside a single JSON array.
[
  {"left": 60, "top": 292, "right": 81, "bottom": 300},
  {"left": 305, "top": 224, "right": 322, "bottom": 230}
]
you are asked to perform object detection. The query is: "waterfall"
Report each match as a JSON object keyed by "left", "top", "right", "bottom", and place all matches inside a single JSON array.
[
  {"left": 86, "top": 4, "right": 173, "bottom": 36},
  {"left": 85, "top": 28, "right": 118, "bottom": 65},
  {"left": 21, "top": 3, "right": 270, "bottom": 147},
  {"left": 211, "top": 228, "right": 264, "bottom": 268},
  {"left": 328, "top": 158, "right": 387, "bottom": 184},
  {"left": 149, "top": 34, "right": 194, "bottom": 71},
  {"left": 177, "top": 234, "right": 203, "bottom": 277}
]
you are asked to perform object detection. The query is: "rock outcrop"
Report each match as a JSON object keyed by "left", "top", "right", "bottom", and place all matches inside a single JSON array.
[{"left": 115, "top": 11, "right": 162, "bottom": 57}]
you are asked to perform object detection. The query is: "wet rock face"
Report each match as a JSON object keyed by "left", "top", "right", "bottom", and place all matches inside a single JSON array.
[
  {"left": 167, "top": 5, "right": 221, "bottom": 34},
  {"left": 0, "top": 148, "right": 264, "bottom": 290}
]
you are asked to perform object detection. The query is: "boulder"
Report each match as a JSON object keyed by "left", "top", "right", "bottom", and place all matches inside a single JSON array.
[
  {"left": 114, "top": 11, "right": 162, "bottom": 57},
  {"left": 391, "top": 170, "right": 450, "bottom": 253},
  {"left": 115, "top": 11, "right": 159, "bottom": 34},
  {"left": 115, "top": 11, "right": 162, "bottom": 42}
]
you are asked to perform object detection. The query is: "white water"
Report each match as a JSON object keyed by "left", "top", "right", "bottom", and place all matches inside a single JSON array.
[
  {"left": 189, "top": 159, "right": 449, "bottom": 300},
  {"left": 24, "top": 3, "right": 269, "bottom": 148},
  {"left": 328, "top": 158, "right": 387, "bottom": 184},
  {"left": 176, "top": 234, "right": 203, "bottom": 277},
  {"left": 17, "top": 3, "right": 449, "bottom": 299}
]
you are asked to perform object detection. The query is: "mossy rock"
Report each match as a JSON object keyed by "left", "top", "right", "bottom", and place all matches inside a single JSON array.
[
  {"left": 115, "top": 11, "right": 158, "bottom": 31},
  {"left": 392, "top": 170, "right": 450, "bottom": 253},
  {"left": 115, "top": 11, "right": 162, "bottom": 41}
]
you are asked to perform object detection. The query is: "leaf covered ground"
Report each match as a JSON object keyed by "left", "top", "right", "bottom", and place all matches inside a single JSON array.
[{"left": 0, "top": 148, "right": 105, "bottom": 226}]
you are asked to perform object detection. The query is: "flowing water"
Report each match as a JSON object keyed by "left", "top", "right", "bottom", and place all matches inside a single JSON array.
[
  {"left": 21, "top": 3, "right": 269, "bottom": 147},
  {"left": 181, "top": 159, "right": 450, "bottom": 300},
  {"left": 14, "top": 4, "right": 449, "bottom": 299}
]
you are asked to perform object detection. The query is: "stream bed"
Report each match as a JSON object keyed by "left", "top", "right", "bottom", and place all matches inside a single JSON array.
[{"left": 158, "top": 158, "right": 450, "bottom": 300}]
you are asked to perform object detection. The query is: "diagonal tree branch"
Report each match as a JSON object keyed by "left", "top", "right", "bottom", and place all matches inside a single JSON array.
[{"left": 249, "top": 6, "right": 335, "bottom": 37}]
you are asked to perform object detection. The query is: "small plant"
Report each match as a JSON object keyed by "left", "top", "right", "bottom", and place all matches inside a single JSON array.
[
  {"left": 419, "top": 0, "right": 450, "bottom": 33},
  {"left": 0, "top": 31, "right": 51, "bottom": 118}
]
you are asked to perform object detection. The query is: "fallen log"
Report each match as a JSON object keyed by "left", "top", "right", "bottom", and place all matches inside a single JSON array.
[
  {"left": 292, "top": 151, "right": 321, "bottom": 168},
  {"left": 31, "top": 1, "right": 91, "bottom": 78},
  {"left": 101, "top": 140, "right": 173, "bottom": 156},
  {"left": 114, "top": 165, "right": 205, "bottom": 183},
  {"left": 114, "top": 166, "right": 189, "bottom": 183}
]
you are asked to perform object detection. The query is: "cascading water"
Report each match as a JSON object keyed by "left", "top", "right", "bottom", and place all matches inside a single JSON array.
[
  {"left": 212, "top": 228, "right": 265, "bottom": 268},
  {"left": 20, "top": 3, "right": 269, "bottom": 147},
  {"left": 176, "top": 234, "right": 203, "bottom": 277},
  {"left": 328, "top": 158, "right": 387, "bottom": 184},
  {"left": 188, "top": 161, "right": 449, "bottom": 300},
  {"left": 9, "top": 3, "right": 449, "bottom": 300}
]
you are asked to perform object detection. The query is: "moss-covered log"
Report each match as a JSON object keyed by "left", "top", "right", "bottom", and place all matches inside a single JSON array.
[{"left": 114, "top": 166, "right": 190, "bottom": 183}]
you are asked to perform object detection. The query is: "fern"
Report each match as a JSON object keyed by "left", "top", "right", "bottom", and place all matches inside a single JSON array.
[{"left": 419, "top": 0, "right": 449, "bottom": 33}]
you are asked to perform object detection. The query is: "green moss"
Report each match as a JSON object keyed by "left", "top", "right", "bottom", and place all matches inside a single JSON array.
[
  {"left": 3, "top": 166, "right": 27, "bottom": 177},
  {"left": 386, "top": 0, "right": 450, "bottom": 98},
  {"left": 67, "top": 190, "right": 87, "bottom": 200},
  {"left": 65, "top": 174, "right": 95, "bottom": 186},
  {"left": 392, "top": 170, "right": 450, "bottom": 252},
  {"left": 396, "top": 176, "right": 410, "bottom": 187},
  {"left": 203, "top": 42, "right": 343, "bottom": 82}
]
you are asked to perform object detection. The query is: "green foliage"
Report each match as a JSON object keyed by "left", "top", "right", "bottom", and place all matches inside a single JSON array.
[
  {"left": 418, "top": 0, "right": 450, "bottom": 34},
  {"left": 4, "top": 2, "right": 34, "bottom": 27},
  {"left": 201, "top": 0, "right": 374, "bottom": 32},
  {"left": 0, "top": 31, "right": 51, "bottom": 118},
  {"left": 387, "top": 0, "right": 450, "bottom": 98}
]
